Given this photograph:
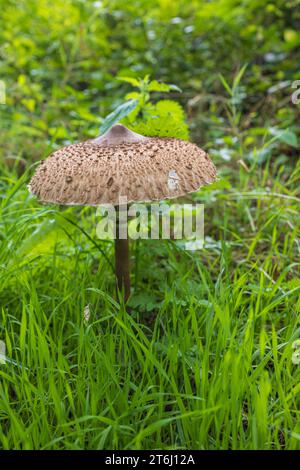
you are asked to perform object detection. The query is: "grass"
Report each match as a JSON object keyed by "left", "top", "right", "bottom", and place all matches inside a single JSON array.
[{"left": 0, "top": 150, "right": 299, "bottom": 450}]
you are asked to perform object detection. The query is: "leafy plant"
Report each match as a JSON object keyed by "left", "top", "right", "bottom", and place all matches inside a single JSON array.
[{"left": 100, "top": 75, "right": 189, "bottom": 140}]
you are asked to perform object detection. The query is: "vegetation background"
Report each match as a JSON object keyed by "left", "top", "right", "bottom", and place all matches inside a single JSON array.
[{"left": 0, "top": 0, "right": 300, "bottom": 450}]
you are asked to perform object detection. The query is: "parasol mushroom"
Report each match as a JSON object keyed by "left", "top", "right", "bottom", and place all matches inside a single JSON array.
[{"left": 29, "top": 123, "right": 217, "bottom": 302}]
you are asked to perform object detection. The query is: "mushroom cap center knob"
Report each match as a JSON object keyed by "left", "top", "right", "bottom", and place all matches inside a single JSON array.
[{"left": 93, "top": 124, "right": 147, "bottom": 146}]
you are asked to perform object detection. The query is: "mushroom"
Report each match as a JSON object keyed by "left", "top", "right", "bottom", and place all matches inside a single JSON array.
[{"left": 29, "top": 124, "right": 217, "bottom": 302}]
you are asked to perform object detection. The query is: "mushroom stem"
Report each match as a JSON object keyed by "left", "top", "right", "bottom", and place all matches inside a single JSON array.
[{"left": 115, "top": 208, "right": 130, "bottom": 302}]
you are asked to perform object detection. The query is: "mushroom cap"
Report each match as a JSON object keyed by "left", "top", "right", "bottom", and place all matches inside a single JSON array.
[{"left": 29, "top": 124, "right": 217, "bottom": 206}]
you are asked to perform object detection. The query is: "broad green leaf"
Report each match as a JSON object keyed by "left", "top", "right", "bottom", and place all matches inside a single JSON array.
[
  {"left": 14, "top": 217, "right": 71, "bottom": 262},
  {"left": 277, "top": 129, "right": 298, "bottom": 148},
  {"left": 148, "top": 80, "right": 181, "bottom": 92},
  {"left": 130, "top": 115, "right": 189, "bottom": 140},
  {"left": 118, "top": 76, "right": 140, "bottom": 87},
  {"left": 148, "top": 80, "right": 172, "bottom": 92},
  {"left": 125, "top": 92, "right": 140, "bottom": 100},
  {"left": 169, "top": 84, "right": 182, "bottom": 92},
  {"left": 155, "top": 100, "right": 185, "bottom": 120},
  {"left": 99, "top": 99, "right": 138, "bottom": 134}
]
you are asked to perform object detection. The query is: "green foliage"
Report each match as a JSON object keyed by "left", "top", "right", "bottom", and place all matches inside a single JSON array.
[
  {"left": 100, "top": 99, "right": 139, "bottom": 134},
  {"left": 97, "top": 75, "right": 189, "bottom": 138},
  {"left": 118, "top": 76, "right": 189, "bottom": 139},
  {"left": 0, "top": 0, "right": 299, "bottom": 156},
  {"left": 128, "top": 112, "right": 189, "bottom": 140},
  {"left": 99, "top": 75, "right": 188, "bottom": 139}
]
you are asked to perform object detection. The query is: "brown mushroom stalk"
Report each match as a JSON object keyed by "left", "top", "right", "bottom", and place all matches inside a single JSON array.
[
  {"left": 115, "top": 206, "right": 130, "bottom": 302},
  {"left": 29, "top": 122, "right": 217, "bottom": 304}
]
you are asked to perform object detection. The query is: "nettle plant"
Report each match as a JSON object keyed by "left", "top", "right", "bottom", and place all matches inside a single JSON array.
[{"left": 100, "top": 75, "right": 189, "bottom": 140}]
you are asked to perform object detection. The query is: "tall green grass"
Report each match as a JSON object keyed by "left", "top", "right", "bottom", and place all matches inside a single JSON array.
[{"left": 0, "top": 153, "right": 299, "bottom": 450}]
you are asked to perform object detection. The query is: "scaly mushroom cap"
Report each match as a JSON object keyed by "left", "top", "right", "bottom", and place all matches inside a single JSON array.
[{"left": 29, "top": 124, "right": 217, "bottom": 205}]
